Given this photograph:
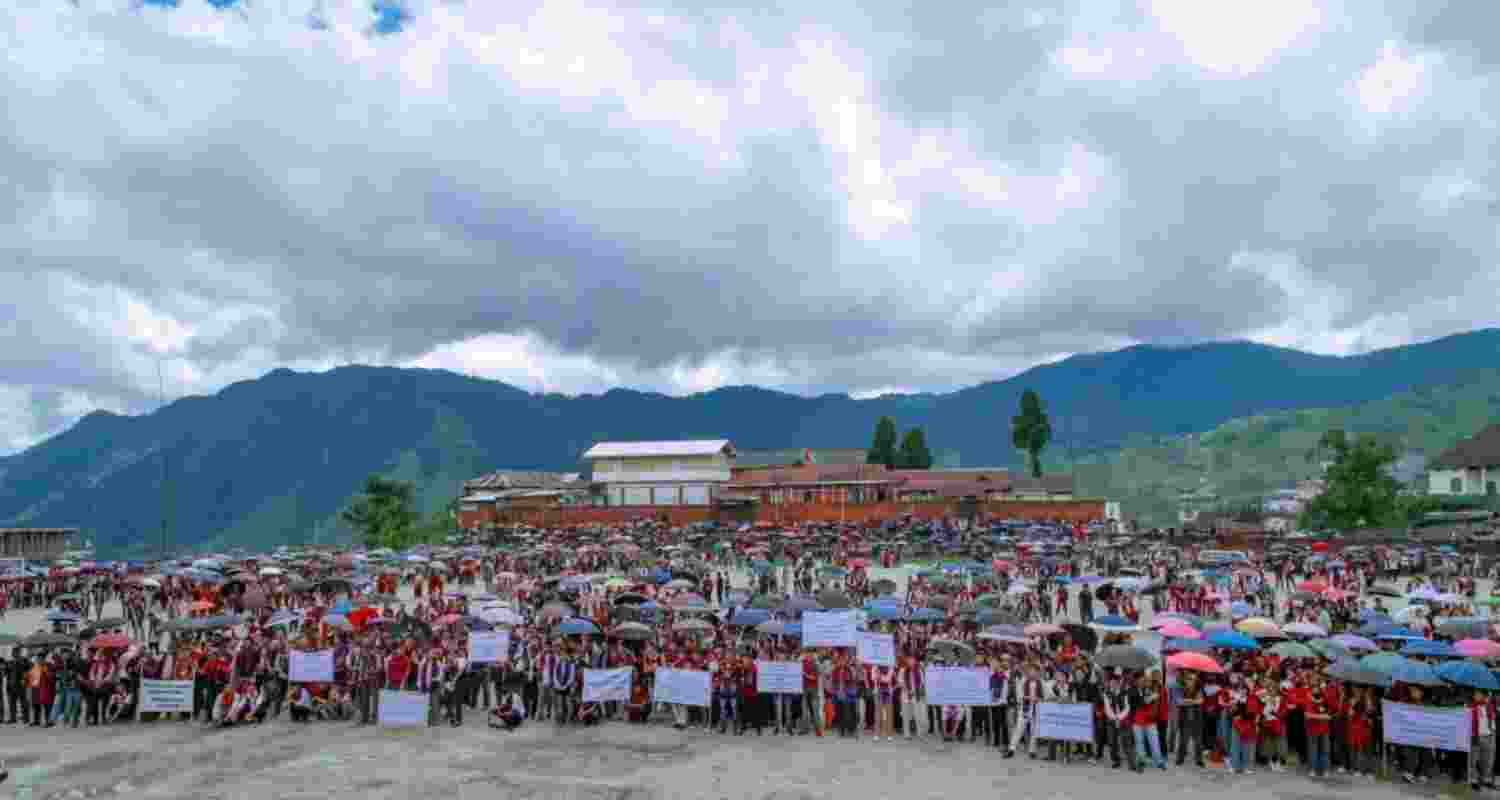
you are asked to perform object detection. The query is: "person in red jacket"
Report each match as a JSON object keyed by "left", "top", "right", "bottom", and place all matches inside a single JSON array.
[
  {"left": 1257, "top": 676, "right": 1287, "bottom": 772},
  {"left": 1230, "top": 694, "right": 1260, "bottom": 774}
]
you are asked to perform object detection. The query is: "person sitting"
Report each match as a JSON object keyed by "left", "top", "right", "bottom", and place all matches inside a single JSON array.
[
  {"left": 105, "top": 683, "right": 135, "bottom": 723},
  {"left": 488, "top": 692, "right": 526, "bottom": 731},
  {"left": 288, "top": 684, "right": 315, "bottom": 723}
]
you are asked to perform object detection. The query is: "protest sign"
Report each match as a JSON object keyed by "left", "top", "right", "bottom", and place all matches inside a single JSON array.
[
  {"left": 139, "top": 679, "right": 195, "bottom": 713},
  {"left": 377, "top": 690, "right": 429, "bottom": 727},
  {"left": 467, "top": 631, "right": 510, "bottom": 664},
  {"left": 1383, "top": 700, "right": 1471, "bottom": 752},
  {"left": 583, "top": 667, "right": 634, "bottom": 703},
  {"left": 923, "top": 667, "right": 992, "bottom": 706},
  {"left": 756, "top": 661, "right": 803, "bottom": 694},
  {"left": 856, "top": 632, "right": 895, "bottom": 667},
  {"left": 289, "top": 649, "right": 334, "bottom": 683},
  {"left": 1037, "top": 702, "right": 1095, "bottom": 743},
  {"left": 652, "top": 668, "right": 711, "bottom": 707},
  {"left": 803, "top": 610, "right": 856, "bottom": 648}
]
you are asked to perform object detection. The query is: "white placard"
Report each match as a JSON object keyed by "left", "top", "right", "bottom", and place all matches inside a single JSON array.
[
  {"left": 1383, "top": 700, "right": 1471, "bottom": 752},
  {"left": 924, "top": 667, "right": 992, "bottom": 706},
  {"left": 756, "top": 661, "right": 803, "bottom": 694},
  {"left": 289, "top": 649, "right": 334, "bottom": 683},
  {"left": 856, "top": 632, "right": 895, "bottom": 667},
  {"left": 583, "top": 667, "right": 634, "bottom": 702},
  {"left": 1037, "top": 702, "right": 1096, "bottom": 743},
  {"left": 652, "top": 667, "right": 712, "bottom": 707},
  {"left": 803, "top": 610, "right": 857, "bottom": 648},
  {"left": 139, "top": 679, "right": 195, "bottom": 713},
  {"left": 377, "top": 690, "right": 429, "bottom": 727},
  {"left": 468, "top": 631, "right": 510, "bottom": 664}
]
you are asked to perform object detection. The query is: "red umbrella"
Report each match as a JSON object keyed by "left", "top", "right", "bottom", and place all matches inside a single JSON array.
[
  {"left": 1296, "top": 579, "right": 1328, "bottom": 593},
  {"left": 92, "top": 633, "right": 132, "bottom": 650},
  {"left": 435, "top": 613, "right": 463, "bottom": 627},
  {"left": 1167, "top": 651, "right": 1223, "bottom": 673},
  {"left": 1310, "top": 542, "right": 1329, "bottom": 552}
]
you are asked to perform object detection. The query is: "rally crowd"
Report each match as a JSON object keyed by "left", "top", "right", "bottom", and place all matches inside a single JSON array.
[{"left": 3, "top": 521, "right": 1498, "bottom": 791}]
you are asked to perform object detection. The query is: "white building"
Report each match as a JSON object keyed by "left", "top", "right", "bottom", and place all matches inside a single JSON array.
[
  {"left": 1263, "top": 488, "right": 1303, "bottom": 515},
  {"left": 1428, "top": 424, "right": 1500, "bottom": 496},
  {"left": 582, "top": 439, "right": 735, "bottom": 507}
]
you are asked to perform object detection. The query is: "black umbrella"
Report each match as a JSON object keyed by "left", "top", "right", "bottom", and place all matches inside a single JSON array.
[
  {"left": 1061, "top": 623, "right": 1099, "bottom": 653},
  {"left": 23, "top": 631, "right": 74, "bottom": 648},
  {"left": 1094, "top": 644, "right": 1154, "bottom": 671}
]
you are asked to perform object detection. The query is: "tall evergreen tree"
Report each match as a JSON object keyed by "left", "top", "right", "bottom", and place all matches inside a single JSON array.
[
  {"left": 868, "top": 416, "right": 898, "bottom": 468},
  {"left": 897, "top": 427, "right": 934, "bottom": 469},
  {"left": 1011, "top": 389, "right": 1052, "bottom": 478},
  {"left": 340, "top": 475, "right": 419, "bottom": 549}
]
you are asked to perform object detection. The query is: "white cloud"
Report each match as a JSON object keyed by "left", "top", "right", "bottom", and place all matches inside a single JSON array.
[{"left": 0, "top": 0, "right": 1498, "bottom": 453}]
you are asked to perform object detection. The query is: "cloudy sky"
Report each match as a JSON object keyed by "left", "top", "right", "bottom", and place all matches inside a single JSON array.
[{"left": 1, "top": 1, "right": 1497, "bottom": 453}]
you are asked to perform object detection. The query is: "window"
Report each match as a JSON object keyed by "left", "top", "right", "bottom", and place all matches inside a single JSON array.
[
  {"left": 1452, "top": 477, "right": 1464, "bottom": 494},
  {"left": 1489, "top": 481, "right": 1497, "bottom": 497}
]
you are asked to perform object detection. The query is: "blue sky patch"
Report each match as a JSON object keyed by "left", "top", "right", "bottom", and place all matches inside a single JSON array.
[{"left": 371, "top": 2, "right": 408, "bottom": 35}]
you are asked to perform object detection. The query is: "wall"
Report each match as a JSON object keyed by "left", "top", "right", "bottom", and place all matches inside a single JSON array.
[{"left": 466, "top": 499, "right": 1105, "bottom": 528}]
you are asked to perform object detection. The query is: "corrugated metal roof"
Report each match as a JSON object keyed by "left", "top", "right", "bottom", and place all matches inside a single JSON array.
[{"left": 582, "top": 440, "right": 733, "bottom": 459}]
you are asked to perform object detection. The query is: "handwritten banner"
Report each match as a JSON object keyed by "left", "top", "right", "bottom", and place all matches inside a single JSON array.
[
  {"left": 583, "top": 668, "right": 634, "bottom": 703},
  {"left": 1383, "top": 700, "right": 1471, "bottom": 752},
  {"left": 803, "top": 611, "right": 856, "bottom": 648},
  {"left": 652, "top": 668, "right": 712, "bottom": 707},
  {"left": 139, "top": 679, "right": 195, "bottom": 713},
  {"left": 289, "top": 649, "right": 335, "bottom": 683},
  {"left": 467, "top": 631, "right": 510, "bottom": 664},
  {"left": 856, "top": 632, "right": 895, "bottom": 667},
  {"left": 756, "top": 661, "right": 803, "bottom": 694},
  {"left": 377, "top": 690, "right": 429, "bottom": 727},
  {"left": 1037, "top": 702, "right": 1095, "bottom": 743},
  {"left": 924, "top": 667, "right": 992, "bottom": 706}
]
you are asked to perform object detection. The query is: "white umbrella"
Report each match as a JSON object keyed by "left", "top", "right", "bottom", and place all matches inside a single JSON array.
[{"left": 258, "top": 566, "right": 284, "bottom": 577}]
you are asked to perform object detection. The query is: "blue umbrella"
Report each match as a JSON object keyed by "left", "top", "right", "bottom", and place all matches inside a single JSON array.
[
  {"left": 1437, "top": 660, "right": 1500, "bottom": 690},
  {"left": 908, "top": 608, "right": 945, "bottom": 623},
  {"left": 1165, "top": 638, "right": 1215, "bottom": 653},
  {"left": 1229, "top": 601, "right": 1257, "bottom": 618},
  {"left": 1208, "top": 631, "right": 1258, "bottom": 650},
  {"left": 1400, "top": 640, "right": 1455, "bottom": 658},
  {"left": 867, "top": 606, "right": 904, "bottom": 622},
  {"left": 1092, "top": 614, "right": 1133, "bottom": 628},
  {"left": 557, "top": 617, "right": 599, "bottom": 636},
  {"left": 1358, "top": 621, "right": 1404, "bottom": 637},
  {"left": 1358, "top": 609, "right": 1393, "bottom": 623},
  {"left": 729, "top": 608, "right": 771, "bottom": 627},
  {"left": 756, "top": 620, "right": 801, "bottom": 638},
  {"left": 1391, "top": 658, "right": 1444, "bottom": 686},
  {"left": 45, "top": 609, "right": 81, "bottom": 622}
]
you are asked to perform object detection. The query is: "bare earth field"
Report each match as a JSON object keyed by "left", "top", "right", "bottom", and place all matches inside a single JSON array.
[{"left": 0, "top": 714, "right": 1444, "bottom": 800}]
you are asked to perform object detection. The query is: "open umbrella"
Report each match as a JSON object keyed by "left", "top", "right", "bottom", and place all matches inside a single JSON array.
[
  {"left": 1306, "top": 639, "right": 1352, "bottom": 661},
  {"left": 609, "top": 622, "right": 654, "bottom": 641},
  {"left": 23, "top": 631, "right": 74, "bottom": 648},
  {"left": 1090, "top": 614, "right": 1138, "bottom": 633},
  {"left": 756, "top": 620, "right": 802, "bottom": 638},
  {"left": 1455, "top": 639, "right": 1500, "bottom": 659},
  {"left": 928, "top": 638, "right": 976, "bottom": 664},
  {"left": 1401, "top": 640, "right": 1455, "bottom": 658},
  {"left": 1156, "top": 621, "right": 1201, "bottom": 639},
  {"left": 1096, "top": 644, "right": 1155, "bottom": 671},
  {"left": 90, "top": 633, "right": 132, "bottom": 649},
  {"left": 1207, "top": 631, "right": 1257, "bottom": 650},
  {"left": 1436, "top": 618, "right": 1491, "bottom": 640},
  {"left": 1283, "top": 622, "right": 1327, "bottom": 638},
  {"left": 1330, "top": 634, "right": 1378, "bottom": 652},
  {"left": 1438, "top": 660, "right": 1500, "bottom": 690},
  {"left": 1166, "top": 651, "right": 1223, "bottom": 673},
  {"left": 1325, "top": 659, "right": 1393, "bottom": 688},
  {"left": 1165, "top": 638, "right": 1215, "bottom": 653},
  {"left": 556, "top": 617, "right": 600, "bottom": 636},
  {"left": 1235, "top": 617, "right": 1283, "bottom": 638},
  {"left": 1268, "top": 641, "right": 1317, "bottom": 660},
  {"left": 1390, "top": 659, "right": 1444, "bottom": 686}
]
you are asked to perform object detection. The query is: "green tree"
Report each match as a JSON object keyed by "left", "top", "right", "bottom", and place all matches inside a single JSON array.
[
  {"left": 868, "top": 416, "right": 899, "bottom": 468},
  {"left": 340, "top": 475, "right": 419, "bottom": 549},
  {"left": 1297, "top": 430, "right": 1402, "bottom": 531},
  {"left": 1011, "top": 389, "right": 1052, "bottom": 478},
  {"left": 897, "top": 427, "right": 934, "bottom": 469}
]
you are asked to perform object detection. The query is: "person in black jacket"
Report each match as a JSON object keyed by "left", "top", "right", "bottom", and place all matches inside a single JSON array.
[{"left": 5, "top": 651, "right": 27, "bottom": 724}]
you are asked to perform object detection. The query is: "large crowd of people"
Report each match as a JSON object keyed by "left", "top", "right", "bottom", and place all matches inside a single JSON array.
[{"left": 3, "top": 520, "right": 1498, "bottom": 790}]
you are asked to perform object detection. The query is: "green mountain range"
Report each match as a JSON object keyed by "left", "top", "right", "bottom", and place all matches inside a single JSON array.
[
  {"left": 3, "top": 329, "right": 1500, "bottom": 555},
  {"left": 1074, "top": 368, "right": 1500, "bottom": 524}
]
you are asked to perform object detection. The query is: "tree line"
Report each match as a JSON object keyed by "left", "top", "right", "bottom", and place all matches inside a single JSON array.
[{"left": 865, "top": 387, "right": 1055, "bottom": 475}]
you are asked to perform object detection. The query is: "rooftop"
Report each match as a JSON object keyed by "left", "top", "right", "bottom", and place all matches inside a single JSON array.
[
  {"left": 1431, "top": 424, "right": 1500, "bottom": 470},
  {"left": 582, "top": 440, "right": 734, "bottom": 460}
]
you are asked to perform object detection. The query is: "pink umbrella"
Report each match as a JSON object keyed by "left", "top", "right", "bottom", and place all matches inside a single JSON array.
[
  {"left": 1167, "top": 651, "right": 1223, "bottom": 673},
  {"left": 1024, "top": 623, "right": 1064, "bottom": 637},
  {"left": 1454, "top": 639, "right": 1500, "bottom": 659},
  {"left": 1157, "top": 621, "right": 1201, "bottom": 639}
]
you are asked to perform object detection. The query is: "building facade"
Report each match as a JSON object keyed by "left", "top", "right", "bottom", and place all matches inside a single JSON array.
[
  {"left": 0, "top": 528, "right": 74, "bottom": 559},
  {"left": 582, "top": 439, "right": 735, "bottom": 507},
  {"left": 1429, "top": 424, "right": 1500, "bottom": 496}
]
